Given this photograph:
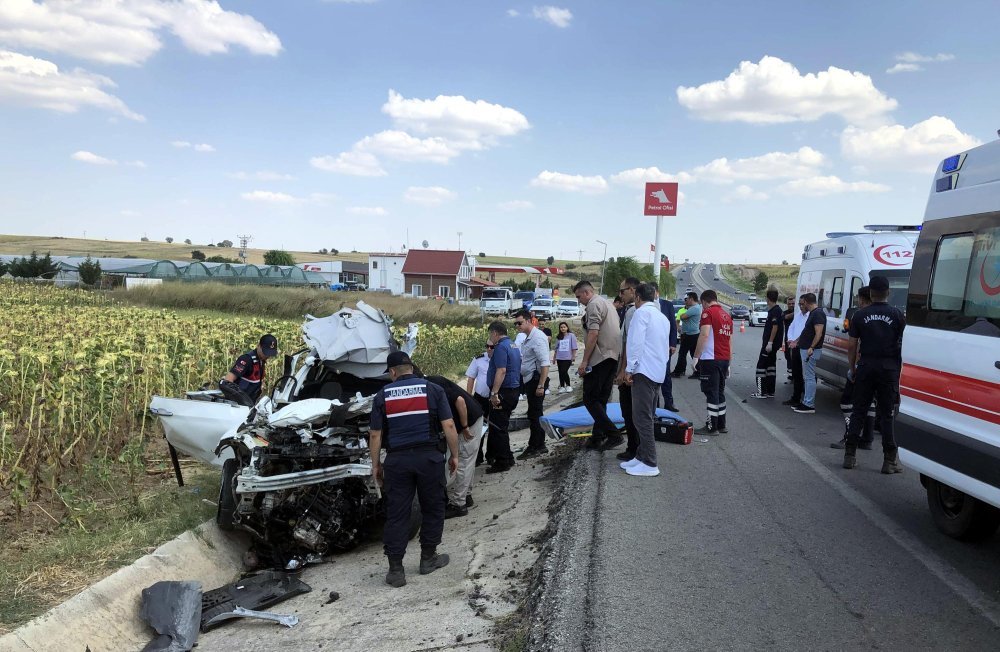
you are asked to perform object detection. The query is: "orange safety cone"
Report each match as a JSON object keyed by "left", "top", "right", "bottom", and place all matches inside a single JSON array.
[{"left": 739, "top": 319, "right": 746, "bottom": 333}]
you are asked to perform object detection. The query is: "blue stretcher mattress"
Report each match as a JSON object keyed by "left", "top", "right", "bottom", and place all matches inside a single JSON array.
[{"left": 540, "top": 402, "right": 687, "bottom": 439}]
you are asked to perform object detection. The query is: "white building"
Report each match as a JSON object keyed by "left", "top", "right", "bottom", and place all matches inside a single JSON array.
[{"left": 367, "top": 253, "right": 407, "bottom": 294}]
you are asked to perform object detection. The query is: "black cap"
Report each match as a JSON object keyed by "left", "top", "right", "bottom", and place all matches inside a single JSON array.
[
  {"left": 869, "top": 275, "right": 890, "bottom": 292},
  {"left": 385, "top": 350, "right": 414, "bottom": 371},
  {"left": 259, "top": 334, "right": 279, "bottom": 358}
]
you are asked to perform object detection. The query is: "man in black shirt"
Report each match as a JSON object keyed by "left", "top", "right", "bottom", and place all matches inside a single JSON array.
[
  {"left": 842, "top": 276, "right": 906, "bottom": 473},
  {"left": 425, "top": 375, "right": 484, "bottom": 518},
  {"left": 220, "top": 334, "right": 279, "bottom": 405},
  {"left": 751, "top": 289, "right": 784, "bottom": 399},
  {"left": 782, "top": 297, "right": 795, "bottom": 380},
  {"left": 792, "top": 293, "right": 825, "bottom": 414}
]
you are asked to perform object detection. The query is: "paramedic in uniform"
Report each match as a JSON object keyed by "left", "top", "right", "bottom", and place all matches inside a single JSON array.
[
  {"left": 693, "top": 290, "right": 733, "bottom": 435},
  {"left": 842, "top": 275, "right": 906, "bottom": 474},
  {"left": 220, "top": 334, "right": 279, "bottom": 404},
  {"left": 368, "top": 351, "right": 460, "bottom": 588}
]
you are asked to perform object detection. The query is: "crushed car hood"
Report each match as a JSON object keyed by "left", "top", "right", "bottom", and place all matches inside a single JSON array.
[{"left": 301, "top": 301, "right": 416, "bottom": 379}]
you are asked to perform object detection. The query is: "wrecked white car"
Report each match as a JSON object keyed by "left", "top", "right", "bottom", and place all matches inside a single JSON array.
[{"left": 149, "top": 302, "right": 420, "bottom": 568}]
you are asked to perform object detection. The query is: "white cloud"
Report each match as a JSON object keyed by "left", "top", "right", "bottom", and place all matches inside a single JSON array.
[
  {"left": 778, "top": 176, "right": 890, "bottom": 196},
  {"left": 382, "top": 89, "right": 529, "bottom": 148},
  {"left": 498, "top": 200, "right": 534, "bottom": 211},
  {"left": 0, "top": 0, "right": 281, "bottom": 66},
  {"left": 347, "top": 206, "right": 388, "bottom": 216},
  {"left": 0, "top": 50, "right": 144, "bottom": 120},
  {"left": 692, "top": 146, "right": 826, "bottom": 183},
  {"left": 171, "top": 140, "right": 191, "bottom": 148},
  {"left": 532, "top": 6, "right": 572, "bottom": 28},
  {"left": 357, "top": 130, "right": 460, "bottom": 163},
  {"left": 229, "top": 171, "right": 294, "bottom": 181},
  {"left": 676, "top": 56, "right": 897, "bottom": 125},
  {"left": 507, "top": 9, "right": 520, "bottom": 17},
  {"left": 886, "top": 63, "right": 922, "bottom": 74},
  {"left": 172, "top": 140, "right": 214, "bottom": 152},
  {"left": 241, "top": 190, "right": 300, "bottom": 203},
  {"left": 841, "top": 116, "right": 981, "bottom": 172},
  {"left": 725, "top": 185, "right": 768, "bottom": 202},
  {"left": 126, "top": 160, "right": 146, "bottom": 168},
  {"left": 609, "top": 167, "right": 694, "bottom": 188},
  {"left": 310, "top": 151, "right": 386, "bottom": 177},
  {"left": 71, "top": 150, "right": 116, "bottom": 165},
  {"left": 530, "top": 170, "right": 608, "bottom": 194},
  {"left": 193, "top": 143, "right": 215, "bottom": 152},
  {"left": 403, "top": 186, "right": 457, "bottom": 206},
  {"left": 895, "top": 52, "right": 955, "bottom": 63}
]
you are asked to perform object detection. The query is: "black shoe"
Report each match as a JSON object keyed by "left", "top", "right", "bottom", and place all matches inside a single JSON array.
[
  {"left": 486, "top": 463, "right": 513, "bottom": 474},
  {"left": 385, "top": 558, "right": 406, "bottom": 588},
  {"left": 586, "top": 436, "right": 607, "bottom": 450},
  {"left": 781, "top": 398, "right": 799, "bottom": 406},
  {"left": 693, "top": 425, "right": 717, "bottom": 437},
  {"left": 419, "top": 552, "right": 450, "bottom": 575},
  {"left": 791, "top": 403, "right": 816, "bottom": 414},
  {"left": 616, "top": 450, "right": 636, "bottom": 462},
  {"left": 717, "top": 426, "right": 729, "bottom": 434},
  {"left": 465, "top": 494, "right": 474, "bottom": 507},
  {"left": 517, "top": 447, "right": 540, "bottom": 460},
  {"left": 830, "top": 438, "right": 846, "bottom": 449},
  {"left": 445, "top": 503, "right": 468, "bottom": 519},
  {"left": 600, "top": 433, "right": 625, "bottom": 450},
  {"left": 666, "top": 404, "right": 679, "bottom": 413},
  {"left": 670, "top": 371, "right": 684, "bottom": 378}
]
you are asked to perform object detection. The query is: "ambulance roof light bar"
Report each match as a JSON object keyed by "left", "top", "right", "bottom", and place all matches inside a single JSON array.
[{"left": 863, "top": 225, "right": 922, "bottom": 232}]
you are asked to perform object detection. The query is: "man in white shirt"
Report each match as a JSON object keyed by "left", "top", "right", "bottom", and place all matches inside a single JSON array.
[
  {"left": 783, "top": 298, "right": 809, "bottom": 406},
  {"left": 513, "top": 309, "right": 551, "bottom": 459},
  {"left": 619, "top": 283, "right": 671, "bottom": 478}
]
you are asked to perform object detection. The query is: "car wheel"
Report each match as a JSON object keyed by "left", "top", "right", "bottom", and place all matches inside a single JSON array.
[
  {"left": 926, "top": 477, "right": 1000, "bottom": 541},
  {"left": 217, "top": 458, "right": 238, "bottom": 531}
]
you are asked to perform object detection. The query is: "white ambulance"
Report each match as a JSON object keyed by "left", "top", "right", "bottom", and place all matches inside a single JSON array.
[
  {"left": 794, "top": 226, "right": 919, "bottom": 387},
  {"left": 897, "top": 140, "right": 1000, "bottom": 540}
]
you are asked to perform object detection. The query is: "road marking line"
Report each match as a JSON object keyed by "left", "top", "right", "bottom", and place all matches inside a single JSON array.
[{"left": 733, "top": 390, "right": 1000, "bottom": 630}]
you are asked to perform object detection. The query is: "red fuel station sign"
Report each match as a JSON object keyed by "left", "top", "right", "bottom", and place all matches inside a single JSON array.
[{"left": 644, "top": 182, "right": 678, "bottom": 216}]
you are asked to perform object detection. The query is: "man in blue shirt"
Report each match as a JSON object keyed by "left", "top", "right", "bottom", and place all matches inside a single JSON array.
[
  {"left": 369, "top": 351, "right": 459, "bottom": 588},
  {"left": 486, "top": 321, "right": 521, "bottom": 473},
  {"left": 672, "top": 292, "right": 701, "bottom": 378}
]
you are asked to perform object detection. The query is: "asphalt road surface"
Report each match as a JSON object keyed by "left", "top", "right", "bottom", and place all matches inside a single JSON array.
[{"left": 531, "top": 322, "right": 1000, "bottom": 651}]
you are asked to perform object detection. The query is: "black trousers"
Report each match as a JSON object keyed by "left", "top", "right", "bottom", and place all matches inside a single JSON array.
[
  {"left": 486, "top": 386, "right": 519, "bottom": 466},
  {"left": 755, "top": 344, "right": 779, "bottom": 395},
  {"left": 699, "top": 359, "right": 729, "bottom": 430},
  {"left": 840, "top": 379, "right": 874, "bottom": 444},
  {"left": 673, "top": 333, "right": 698, "bottom": 374},
  {"left": 524, "top": 372, "right": 547, "bottom": 450},
  {"left": 582, "top": 358, "right": 618, "bottom": 440},
  {"left": 846, "top": 362, "right": 900, "bottom": 454},
  {"left": 474, "top": 394, "right": 491, "bottom": 464},
  {"left": 619, "top": 382, "right": 639, "bottom": 455},
  {"left": 556, "top": 359, "right": 573, "bottom": 386},
  {"left": 788, "top": 346, "right": 804, "bottom": 402},
  {"left": 382, "top": 446, "right": 445, "bottom": 560}
]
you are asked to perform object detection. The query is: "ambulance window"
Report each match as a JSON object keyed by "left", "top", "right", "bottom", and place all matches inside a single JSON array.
[
  {"left": 963, "top": 225, "right": 1000, "bottom": 328},
  {"left": 929, "top": 234, "right": 974, "bottom": 312},
  {"left": 819, "top": 269, "right": 844, "bottom": 316},
  {"left": 850, "top": 277, "right": 864, "bottom": 308},
  {"left": 830, "top": 276, "right": 845, "bottom": 317}
]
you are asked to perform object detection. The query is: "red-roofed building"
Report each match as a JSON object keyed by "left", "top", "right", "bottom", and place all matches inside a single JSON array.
[{"left": 401, "top": 249, "right": 474, "bottom": 299}]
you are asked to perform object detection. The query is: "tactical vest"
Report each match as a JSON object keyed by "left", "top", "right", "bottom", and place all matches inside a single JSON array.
[{"left": 381, "top": 376, "right": 440, "bottom": 451}]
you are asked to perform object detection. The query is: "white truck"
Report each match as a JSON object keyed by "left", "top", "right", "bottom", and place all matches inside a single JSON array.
[
  {"left": 480, "top": 287, "right": 519, "bottom": 315},
  {"left": 896, "top": 140, "right": 1000, "bottom": 540}
]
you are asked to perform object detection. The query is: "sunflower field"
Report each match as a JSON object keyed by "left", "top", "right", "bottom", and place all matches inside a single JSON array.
[{"left": 0, "top": 283, "right": 485, "bottom": 509}]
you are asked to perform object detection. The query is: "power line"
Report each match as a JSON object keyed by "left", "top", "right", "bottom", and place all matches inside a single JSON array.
[{"left": 237, "top": 234, "right": 252, "bottom": 263}]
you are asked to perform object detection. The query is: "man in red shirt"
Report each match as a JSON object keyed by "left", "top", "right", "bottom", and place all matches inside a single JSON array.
[{"left": 692, "top": 290, "right": 733, "bottom": 435}]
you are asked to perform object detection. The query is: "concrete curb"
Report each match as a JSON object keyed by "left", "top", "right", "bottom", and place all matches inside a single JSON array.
[{"left": 0, "top": 522, "right": 246, "bottom": 652}]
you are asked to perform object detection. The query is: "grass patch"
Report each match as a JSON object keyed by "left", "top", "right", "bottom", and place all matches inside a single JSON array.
[
  {"left": 0, "top": 467, "right": 217, "bottom": 633},
  {"left": 722, "top": 264, "right": 801, "bottom": 299},
  {"left": 113, "top": 282, "right": 485, "bottom": 327}
]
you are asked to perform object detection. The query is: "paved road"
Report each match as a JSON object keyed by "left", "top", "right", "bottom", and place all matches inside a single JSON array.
[{"left": 530, "top": 324, "right": 1000, "bottom": 651}]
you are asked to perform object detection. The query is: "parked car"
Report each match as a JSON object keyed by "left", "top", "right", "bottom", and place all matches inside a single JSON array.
[
  {"left": 750, "top": 301, "right": 769, "bottom": 327},
  {"left": 713, "top": 276, "right": 720, "bottom": 281},
  {"left": 747, "top": 293, "right": 757, "bottom": 301},
  {"left": 556, "top": 299, "right": 580, "bottom": 317},
  {"left": 530, "top": 298, "right": 555, "bottom": 320},
  {"left": 514, "top": 290, "right": 535, "bottom": 311},
  {"left": 730, "top": 304, "right": 751, "bottom": 321},
  {"left": 345, "top": 281, "right": 367, "bottom": 292}
]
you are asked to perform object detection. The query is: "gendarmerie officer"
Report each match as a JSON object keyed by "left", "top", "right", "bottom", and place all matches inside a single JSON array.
[
  {"left": 220, "top": 334, "right": 279, "bottom": 405},
  {"left": 842, "top": 275, "right": 905, "bottom": 473},
  {"left": 368, "top": 351, "right": 459, "bottom": 588}
]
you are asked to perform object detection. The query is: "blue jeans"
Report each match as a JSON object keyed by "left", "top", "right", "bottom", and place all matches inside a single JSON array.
[{"left": 801, "top": 349, "right": 822, "bottom": 407}]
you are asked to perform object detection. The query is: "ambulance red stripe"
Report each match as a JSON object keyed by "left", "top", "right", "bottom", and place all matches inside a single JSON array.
[{"left": 899, "top": 363, "right": 1000, "bottom": 426}]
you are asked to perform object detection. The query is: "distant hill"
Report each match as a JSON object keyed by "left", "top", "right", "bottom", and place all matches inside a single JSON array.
[{"left": 0, "top": 234, "right": 366, "bottom": 265}]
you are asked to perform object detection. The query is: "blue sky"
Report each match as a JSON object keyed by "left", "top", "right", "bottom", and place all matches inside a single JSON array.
[{"left": 1, "top": 0, "right": 997, "bottom": 264}]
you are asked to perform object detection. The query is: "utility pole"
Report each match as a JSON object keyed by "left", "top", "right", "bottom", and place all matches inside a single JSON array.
[
  {"left": 457, "top": 231, "right": 463, "bottom": 250},
  {"left": 576, "top": 249, "right": 584, "bottom": 261},
  {"left": 596, "top": 239, "right": 608, "bottom": 295},
  {"left": 237, "top": 234, "right": 252, "bottom": 264}
]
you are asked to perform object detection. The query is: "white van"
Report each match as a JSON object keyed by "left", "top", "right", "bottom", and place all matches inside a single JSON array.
[
  {"left": 750, "top": 301, "right": 769, "bottom": 327},
  {"left": 795, "top": 226, "right": 919, "bottom": 387},
  {"left": 897, "top": 139, "right": 1000, "bottom": 540}
]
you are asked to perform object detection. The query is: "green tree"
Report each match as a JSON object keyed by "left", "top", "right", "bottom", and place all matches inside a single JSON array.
[
  {"left": 184, "top": 238, "right": 192, "bottom": 245},
  {"left": 658, "top": 268, "right": 677, "bottom": 298},
  {"left": 0, "top": 260, "right": 7, "bottom": 276},
  {"left": 77, "top": 256, "right": 102, "bottom": 285},
  {"left": 165, "top": 237, "right": 174, "bottom": 243},
  {"left": 603, "top": 256, "right": 656, "bottom": 296},
  {"left": 10, "top": 251, "right": 58, "bottom": 278},
  {"left": 205, "top": 255, "right": 239, "bottom": 263},
  {"left": 263, "top": 249, "right": 296, "bottom": 266},
  {"left": 190, "top": 250, "right": 206, "bottom": 261},
  {"left": 140, "top": 236, "right": 149, "bottom": 242},
  {"left": 752, "top": 271, "right": 769, "bottom": 293},
  {"left": 546, "top": 255, "right": 555, "bottom": 265}
]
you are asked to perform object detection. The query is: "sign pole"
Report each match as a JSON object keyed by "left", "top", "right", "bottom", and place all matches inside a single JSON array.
[
  {"left": 643, "top": 181, "right": 677, "bottom": 290},
  {"left": 653, "top": 216, "right": 664, "bottom": 284}
]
